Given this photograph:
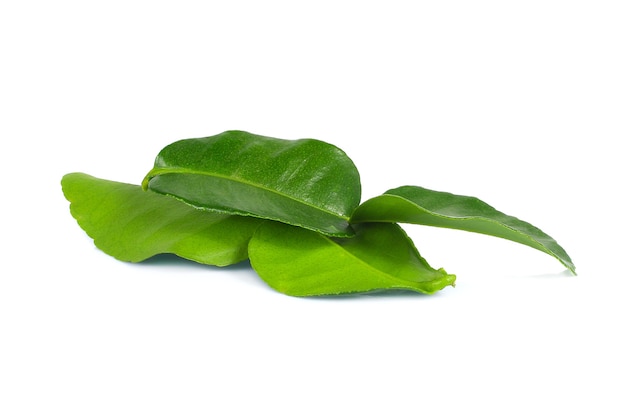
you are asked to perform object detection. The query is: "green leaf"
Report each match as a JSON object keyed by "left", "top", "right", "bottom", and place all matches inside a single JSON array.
[
  {"left": 142, "top": 130, "right": 361, "bottom": 237},
  {"left": 62, "top": 172, "right": 263, "bottom": 265},
  {"left": 248, "top": 221, "right": 456, "bottom": 296},
  {"left": 351, "top": 185, "right": 575, "bottom": 273}
]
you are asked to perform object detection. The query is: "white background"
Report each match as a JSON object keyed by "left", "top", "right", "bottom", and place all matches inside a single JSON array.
[{"left": 2, "top": 1, "right": 625, "bottom": 403}]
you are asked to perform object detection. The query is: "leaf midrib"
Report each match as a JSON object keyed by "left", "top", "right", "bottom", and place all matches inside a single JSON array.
[
  {"left": 321, "top": 233, "right": 438, "bottom": 288},
  {"left": 144, "top": 167, "right": 351, "bottom": 220}
]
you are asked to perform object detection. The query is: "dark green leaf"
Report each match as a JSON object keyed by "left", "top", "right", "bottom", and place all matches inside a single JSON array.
[
  {"left": 62, "top": 172, "right": 262, "bottom": 265},
  {"left": 142, "top": 130, "right": 361, "bottom": 237},
  {"left": 248, "top": 221, "right": 456, "bottom": 296},
  {"left": 351, "top": 185, "right": 575, "bottom": 273}
]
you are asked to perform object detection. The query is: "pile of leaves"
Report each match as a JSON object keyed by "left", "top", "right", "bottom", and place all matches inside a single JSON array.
[{"left": 62, "top": 130, "right": 575, "bottom": 296}]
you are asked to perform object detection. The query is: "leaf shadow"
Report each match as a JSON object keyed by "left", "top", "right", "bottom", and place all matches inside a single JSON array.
[
  {"left": 136, "top": 255, "right": 452, "bottom": 299},
  {"left": 138, "top": 254, "right": 253, "bottom": 271},
  {"left": 515, "top": 269, "right": 576, "bottom": 279},
  {"left": 306, "top": 288, "right": 447, "bottom": 300}
]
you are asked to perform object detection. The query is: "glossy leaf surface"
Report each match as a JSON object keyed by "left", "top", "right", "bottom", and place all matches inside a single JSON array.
[
  {"left": 248, "top": 221, "right": 456, "bottom": 296},
  {"left": 62, "top": 173, "right": 262, "bottom": 265},
  {"left": 351, "top": 185, "right": 575, "bottom": 273},
  {"left": 142, "top": 130, "right": 361, "bottom": 237}
]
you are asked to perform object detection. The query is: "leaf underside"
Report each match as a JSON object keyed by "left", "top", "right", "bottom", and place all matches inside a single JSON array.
[
  {"left": 62, "top": 172, "right": 263, "bottom": 265},
  {"left": 351, "top": 185, "right": 575, "bottom": 273},
  {"left": 142, "top": 130, "right": 361, "bottom": 237},
  {"left": 248, "top": 221, "right": 456, "bottom": 296}
]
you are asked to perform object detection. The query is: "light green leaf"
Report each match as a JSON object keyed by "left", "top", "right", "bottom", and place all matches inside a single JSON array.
[
  {"left": 142, "top": 130, "right": 361, "bottom": 237},
  {"left": 248, "top": 221, "right": 456, "bottom": 296},
  {"left": 351, "top": 185, "right": 575, "bottom": 273},
  {"left": 62, "top": 172, "right": 262, "bottom": 265}
]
